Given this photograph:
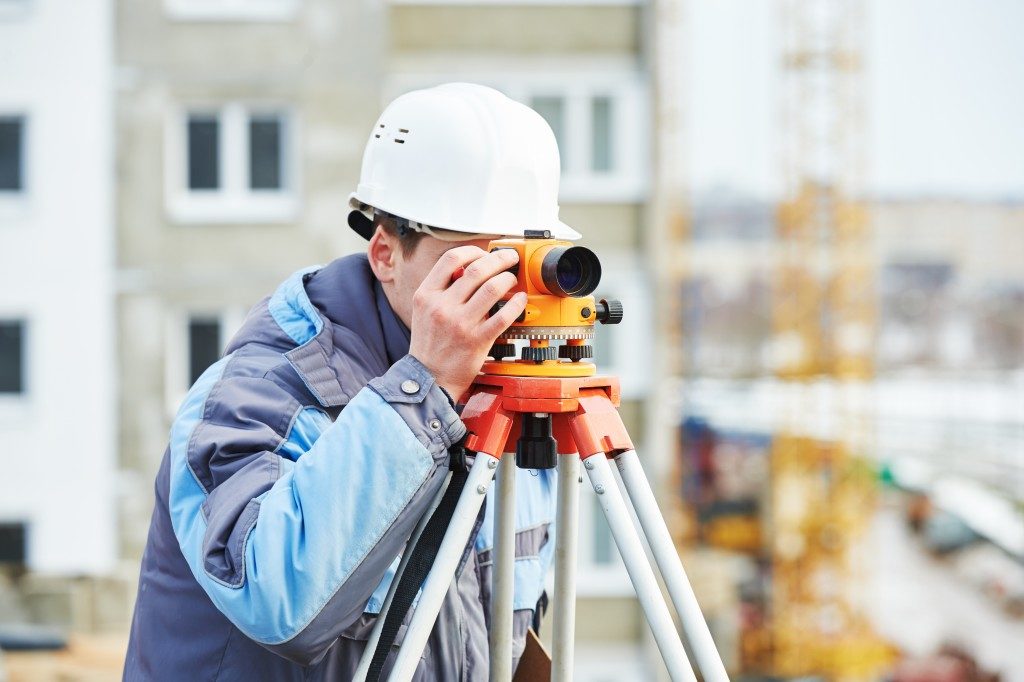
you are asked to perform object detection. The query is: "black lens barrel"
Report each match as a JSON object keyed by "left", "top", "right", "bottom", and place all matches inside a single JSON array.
[{"left": 539, "top": 245, "right": 602, "bottom": 297}]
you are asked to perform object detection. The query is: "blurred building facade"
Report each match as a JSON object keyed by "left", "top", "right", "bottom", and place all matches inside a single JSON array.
[
  {"left": 682, "top": 195, "right": 1024, "bottom": 378},
  {"left": 0, "top": 0, "right": 119, "bottom": 628}
]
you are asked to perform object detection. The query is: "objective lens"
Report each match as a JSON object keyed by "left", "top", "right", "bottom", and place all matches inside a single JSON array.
[{"left": 541, "top": 246, "right": 601, "bottom": 297}]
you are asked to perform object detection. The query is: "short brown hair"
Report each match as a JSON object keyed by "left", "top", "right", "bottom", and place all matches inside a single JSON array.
[{"left": 375, "top": 212, "right": 428, "bottom": 258}]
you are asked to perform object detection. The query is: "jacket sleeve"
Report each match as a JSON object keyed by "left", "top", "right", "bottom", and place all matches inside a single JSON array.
[{"left": 165, "top": 353, "right": 464, "bottom": 665}]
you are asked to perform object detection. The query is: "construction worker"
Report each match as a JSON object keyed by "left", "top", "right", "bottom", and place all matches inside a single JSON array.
[{"left": 124, "top": 83, "right": 580, "bottom": 680}]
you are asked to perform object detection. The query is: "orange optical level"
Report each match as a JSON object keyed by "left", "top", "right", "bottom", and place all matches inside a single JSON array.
[{"left": 474, "top": 231, "right": 623, "bottom": 378}]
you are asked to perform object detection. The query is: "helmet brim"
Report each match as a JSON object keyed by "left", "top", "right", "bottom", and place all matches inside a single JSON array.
[{"left": 348, "top": 195, "right": 581, "bottom": 242}]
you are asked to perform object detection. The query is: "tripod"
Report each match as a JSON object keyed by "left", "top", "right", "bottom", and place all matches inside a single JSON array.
[{"left": 355, "top": 366, "right": 729, "bottom": 682}]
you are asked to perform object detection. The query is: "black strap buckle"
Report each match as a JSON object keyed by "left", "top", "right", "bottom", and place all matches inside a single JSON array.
[{"left": 448, "top": 441, "right": 470, "bottom": 473}]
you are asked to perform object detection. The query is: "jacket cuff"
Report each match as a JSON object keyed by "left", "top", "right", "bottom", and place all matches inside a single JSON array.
[{"left": 367, "top": 355, "right": 466, "bottom": 458}]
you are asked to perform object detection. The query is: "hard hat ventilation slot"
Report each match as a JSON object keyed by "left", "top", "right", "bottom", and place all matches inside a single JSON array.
[
  {"left": 399, "top": 128, "right": 409, "bottom": 133},
  {"left": 374, "top": 134, "right": 381, "bottom": 138},
  {"left": 394, "top": 139, "right": 405, "bottom": 144}
]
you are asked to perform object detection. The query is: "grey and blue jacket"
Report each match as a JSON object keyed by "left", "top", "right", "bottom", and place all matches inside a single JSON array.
[{"left": 124, "top": 254, "right": 556, "bottom": 681}]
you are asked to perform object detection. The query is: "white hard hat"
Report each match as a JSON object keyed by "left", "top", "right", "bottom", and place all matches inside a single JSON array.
[{"left": 348, "top": 82, "right": 581, "bottom": 241}]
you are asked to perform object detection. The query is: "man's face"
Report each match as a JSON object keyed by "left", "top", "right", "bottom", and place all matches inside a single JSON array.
[{"left": 387, "top": 234, "right": 492, "bottom": 329}]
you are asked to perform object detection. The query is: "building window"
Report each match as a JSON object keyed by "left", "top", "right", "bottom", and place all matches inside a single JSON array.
[
  {"left": 164, "top": 0, "right": 299, "bottom": 22},
  {"left": 167, "top": 104, "right": 297, "bottom": 223},
  {"left": 0, "top": 522, "right": 27, "bottom": 564},
  {"left": 249, "top": 115, "right": 283, "bottom": 190},
  {"left": 530, "top": 96, "right": 567, "bottom": 165},
  {"left": 0, "top": 320, "right": 24, "bottom": 394},
  {"left": 188, "top": 316, "right": 222, "bottom": 386},
  {"left": 187, "top": 115, "right": 220, "bottom": 191},
  {"left": 0, "top": 116, "right": 24, "bottom": 193},
  {"left": 167, "top": 308, "right": 246, "bottom": 414},
  {"left": 525, "top": 89, "right": 642, "bottom": 201},
  {"left": 384, "top": 72, "right": 648, "bottom": 200},
  {"left": 590, "top": 96, "right": 613, "bottom": 173}
]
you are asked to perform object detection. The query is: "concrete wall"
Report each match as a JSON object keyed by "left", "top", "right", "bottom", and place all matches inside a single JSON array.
[
  {"left": 0, "top": 0, "right": 116, "bottom": 575},
  {"left": 390, "top": 5, "right": 641, "bottom": 54},
  {"left": 116, "top": 0, "right": 387, "bottom": 558}
]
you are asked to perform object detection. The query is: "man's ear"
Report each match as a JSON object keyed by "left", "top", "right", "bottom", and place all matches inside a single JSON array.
[{"left": 367, "top": 226, "right": 399, "bottom": 284}]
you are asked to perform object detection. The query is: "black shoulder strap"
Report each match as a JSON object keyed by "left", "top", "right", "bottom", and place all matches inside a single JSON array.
[{"left": 365, "top": 449, "right": 471, "bottom": 681}]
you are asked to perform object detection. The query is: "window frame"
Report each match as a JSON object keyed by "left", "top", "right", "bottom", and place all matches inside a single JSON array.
[
  {"left": 163, "top": 0, "right": 300, "bottom": 22},
  {"left": 165, "top": 103, "right": 299, "bottom": 224}
]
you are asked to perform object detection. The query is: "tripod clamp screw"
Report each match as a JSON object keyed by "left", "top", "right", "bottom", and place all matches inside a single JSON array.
[
  {"left": 476, "top": 485, "right": 487, "bottom": 494},
  {"left": 584, "top": 459, "right": 595, "bottom": 470},
  {"left": 594, "top": 484, "right": 606, "bottom": 494}
]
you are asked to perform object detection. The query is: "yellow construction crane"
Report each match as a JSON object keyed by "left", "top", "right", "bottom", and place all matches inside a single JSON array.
[{"left": 768, "top": 0, "right": 894, "bottom": 679}]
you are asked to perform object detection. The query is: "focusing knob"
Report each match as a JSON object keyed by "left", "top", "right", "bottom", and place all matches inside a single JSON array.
[
  {"left": 521, "top": 345, "right": 559, "bottom": 362},
  {"left": 596, "top": 299, "right": 624, "bottom": 325},
  {"left": 558, "top": 344, "right": 593, "bottom": 362},
  {"left": 489, "top": 343, "right": 515, "bottom": 360},
  {"left": 489, "top": 300, "right": 527, "bottom": 323}
]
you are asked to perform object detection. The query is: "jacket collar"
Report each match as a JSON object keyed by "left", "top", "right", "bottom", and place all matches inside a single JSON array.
[{"left": 268, "top": 255, "right": 411, "bottom": 408}]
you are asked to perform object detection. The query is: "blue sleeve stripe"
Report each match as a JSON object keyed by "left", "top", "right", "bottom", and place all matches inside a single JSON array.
[
  {"left": 168, "top": 377, "right": 436, "bottom": 644},
  {"left": 268, "top": 265, "right": 323, "bottom": 346},
  {"left": 276, "top": 407, "right": 333, "bottom": 462}
]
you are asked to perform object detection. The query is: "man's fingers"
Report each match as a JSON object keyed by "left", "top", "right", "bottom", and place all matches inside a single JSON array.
[
  {"left": 465, "top": 271, "right": 519, "bottom": 319},
  {"left": 419, "top": 245, "right": 488, "bottom": 292},
  {"left": 480, "top": 291, "right": 528, "bottom": 339},
  {"left": 447, "top": 248, "right": 520, "bottom": 302}
]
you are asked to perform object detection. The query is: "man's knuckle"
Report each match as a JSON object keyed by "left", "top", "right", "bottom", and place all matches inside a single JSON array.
[
  {"left": 483, "top": 280, "right": 505, "bottom": 298},
  {"left": 428, "top": 305, "right": 447, "bottom": 323}
]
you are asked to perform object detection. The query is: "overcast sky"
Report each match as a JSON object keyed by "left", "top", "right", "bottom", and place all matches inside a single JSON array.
[{"left": 687, "top": 0, "right": 1024, "bottom": 201}]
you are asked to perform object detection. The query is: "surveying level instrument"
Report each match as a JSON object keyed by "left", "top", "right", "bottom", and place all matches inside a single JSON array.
[{"left": 355, "top": 233, "right": 729, "bottom": 682}]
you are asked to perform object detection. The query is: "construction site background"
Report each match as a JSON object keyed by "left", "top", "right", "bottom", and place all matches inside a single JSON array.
[{"left": 1, "top": 1, "right": 1022, "bottom": 680}]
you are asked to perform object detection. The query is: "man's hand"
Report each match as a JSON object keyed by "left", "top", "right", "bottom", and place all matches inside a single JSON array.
[{"left": 409, "top": 246, "right": 527, "bottom": 400}]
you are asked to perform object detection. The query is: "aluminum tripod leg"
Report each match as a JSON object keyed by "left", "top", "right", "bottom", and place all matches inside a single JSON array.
[
  {"left": 615, "top": 450, "right": 730, "bottom": 682},
  {"left": 353, "top": 472, "right": 454, "bottom": 682},
  {"left": 584, "top": 454, "right": 698, "bottom": 682},
  {"left": 387, "top": 454, "right": 498, "bottom": 682},
  {"left": 489, "top": 453, "right": 517, "bottom": 681},
  {"left": 551, "top": 452, "right": 580, "bottom": 682}
]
